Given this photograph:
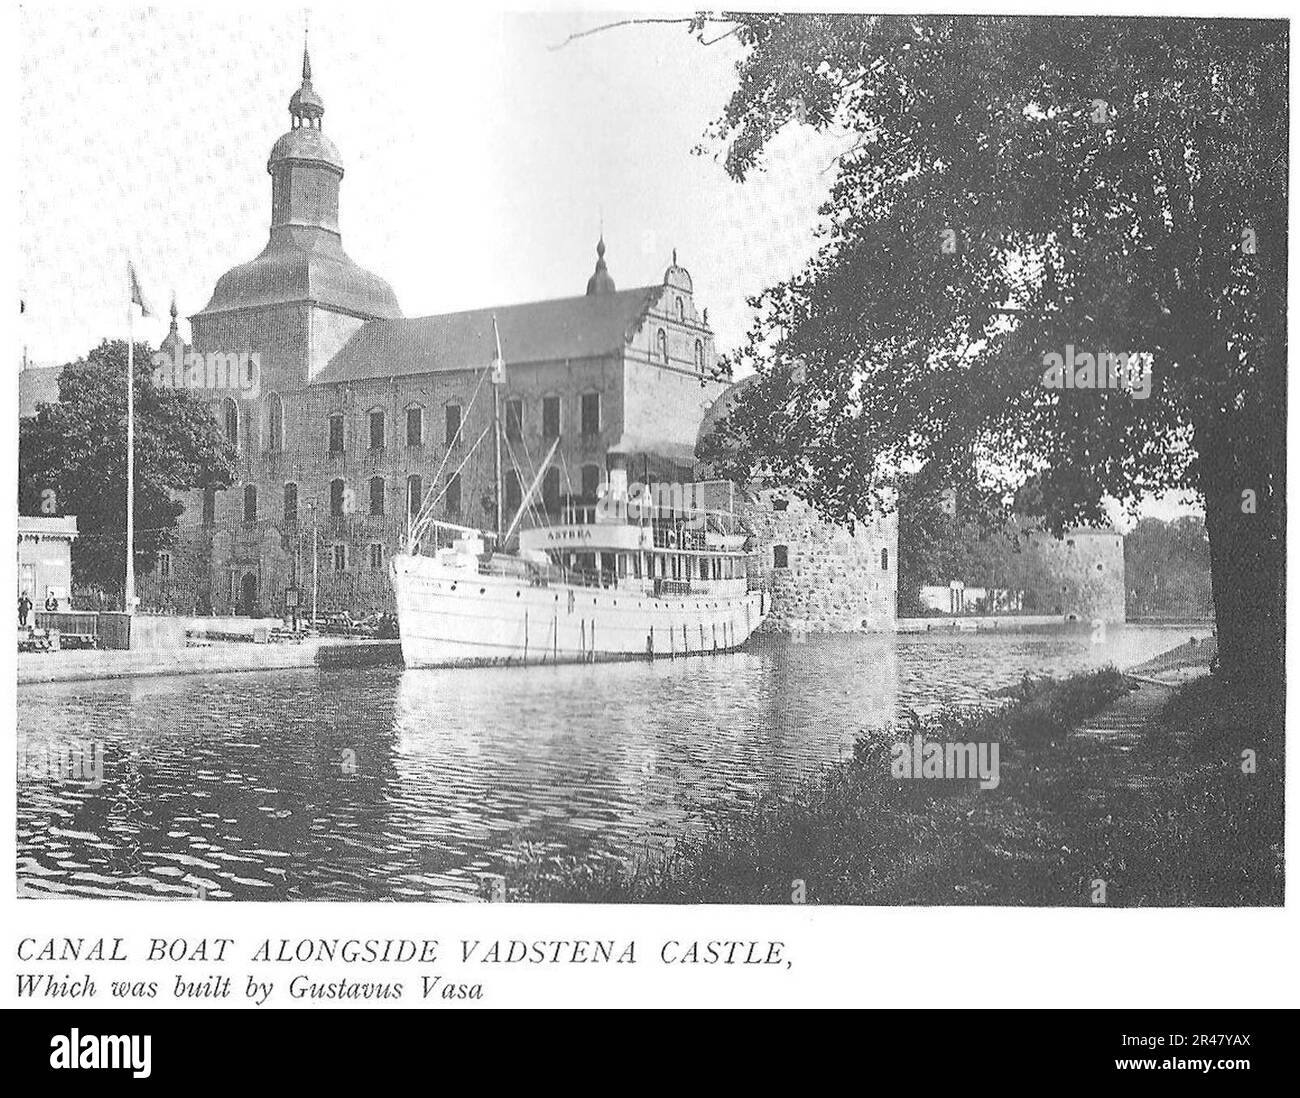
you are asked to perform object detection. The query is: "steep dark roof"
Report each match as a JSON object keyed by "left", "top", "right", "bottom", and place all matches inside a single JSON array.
[
  {"left": 196, "top": 227, "right": 401, "bottom": 320},
  {"left": 314, "top": 285, "right": 661, "bottom": 384}
]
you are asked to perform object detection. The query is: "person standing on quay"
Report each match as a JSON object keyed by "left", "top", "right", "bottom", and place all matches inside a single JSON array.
[{"left": 18, "top": 591, "right": 32, "bottom": 627}]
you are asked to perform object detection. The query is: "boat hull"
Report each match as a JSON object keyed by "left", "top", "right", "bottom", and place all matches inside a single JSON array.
[{"left": 390, "top": 552, "right": 767, "bottom": 668}]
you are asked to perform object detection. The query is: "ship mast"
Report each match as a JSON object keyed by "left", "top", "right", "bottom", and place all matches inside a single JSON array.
[{"left": 490, "top": 317, "right": 506, "bottom": 543}]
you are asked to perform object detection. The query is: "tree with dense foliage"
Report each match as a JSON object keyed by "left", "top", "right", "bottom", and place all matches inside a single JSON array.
[
  {"left": 19, "top": 339, "right": 235, "bottom": 599},
  {"left": 1124, "top": 515, "right": 1214, "bottom": 618},
  {"left": 693, "top": 14, "right": 1285, "bottom": 692}
]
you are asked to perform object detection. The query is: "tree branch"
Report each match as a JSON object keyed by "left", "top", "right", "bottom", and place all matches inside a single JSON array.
[{"left": 548, "top": 17, "right": 738, "bottom": 52}]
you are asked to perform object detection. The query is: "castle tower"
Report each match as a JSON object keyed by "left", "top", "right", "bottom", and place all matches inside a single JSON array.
[
  {"left": 269, "top": 43, "right": 342, "bottom": 237},
  {"left": 192, "top": 42, "right": 402, "bottom": 381}
]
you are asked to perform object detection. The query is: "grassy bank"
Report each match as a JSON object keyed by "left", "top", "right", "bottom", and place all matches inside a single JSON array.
[{"left": 503, "top": 667, "right": 1283, "bottom": 905}]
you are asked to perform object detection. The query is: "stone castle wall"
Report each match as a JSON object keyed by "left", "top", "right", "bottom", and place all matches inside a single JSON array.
[
  {"left": 1018, "top": 530, "right": 1126, "bottom": 622},
  {"left": 744, "top": 492, "right": 898, "bottom": 634}
]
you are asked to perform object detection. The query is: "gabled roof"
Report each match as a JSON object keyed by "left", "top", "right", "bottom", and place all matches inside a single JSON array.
[{"left": 313, "top": 285, "right": 662, "bottom": 385}]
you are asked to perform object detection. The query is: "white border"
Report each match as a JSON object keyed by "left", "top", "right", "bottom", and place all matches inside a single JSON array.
[{"left": 2, "top": 0, "right": 1295, "bottom": 1009}]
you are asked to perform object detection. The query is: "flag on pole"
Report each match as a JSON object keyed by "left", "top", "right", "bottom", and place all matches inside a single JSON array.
[{"left": 127, "top": 260, "right": 153, "bottom": 318}]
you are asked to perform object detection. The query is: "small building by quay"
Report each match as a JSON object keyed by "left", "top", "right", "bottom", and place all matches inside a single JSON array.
[{"left": 17, "top": 515, "right": 78, "bottom": 605}]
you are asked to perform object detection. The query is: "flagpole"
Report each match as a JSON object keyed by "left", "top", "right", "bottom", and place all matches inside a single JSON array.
[
  {"left": 491, "top": 317, "right": 505, "bottom": 543},
  {"left": 125, "top": 302, "right": 135, "bottom": 613}
]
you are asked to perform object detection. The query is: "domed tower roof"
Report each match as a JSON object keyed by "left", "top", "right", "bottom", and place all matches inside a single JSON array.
[
  {"left": 195, "top": 44, "right": 401, "bottom": 320},
  {"left": 269, "top": 43, "right": 341, "bottom": 174},
  {"left": 585, "top": 236, "right": 616, "bottom": 296}
]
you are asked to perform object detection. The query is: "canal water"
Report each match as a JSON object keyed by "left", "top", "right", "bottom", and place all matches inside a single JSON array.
[{"left": 17, "top": 624, "right": 1207, "bottom": 901}]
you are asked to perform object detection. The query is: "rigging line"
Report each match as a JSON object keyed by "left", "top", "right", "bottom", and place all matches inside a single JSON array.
[
  {"left": 417, "top": 359, "right": 495, "bottom": 503},
  {"left": 411, "top": 419, "right": 494, "bottom": 535},
  {"left": 557, "top": 449, "right": 576, "bottom": 499},
  {"left": 408, "top": 421, "right": 495, "bottom": 545},
  {"left": 405, "top": 348, "right": 498, "bottom": 547},
  {"left": 503, "top": 434, "right": 553, "bottom": 531}
]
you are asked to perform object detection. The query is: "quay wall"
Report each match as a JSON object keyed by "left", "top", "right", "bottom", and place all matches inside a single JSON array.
[{"left": 17, "top": 638, "right": 401, "bottom": 686}]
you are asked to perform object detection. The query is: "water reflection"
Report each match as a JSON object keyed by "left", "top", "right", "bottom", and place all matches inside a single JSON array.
[{"left": 17, "top": 625, "right": 1204, "bottom": 901}]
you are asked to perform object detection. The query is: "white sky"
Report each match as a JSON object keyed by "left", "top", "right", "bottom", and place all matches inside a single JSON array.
[
  {"left": 17, "top": 4, "right": 842, "bottom": 366},
  {"left": 13, "top": 1, "right": 1201, "bottom": 526}
]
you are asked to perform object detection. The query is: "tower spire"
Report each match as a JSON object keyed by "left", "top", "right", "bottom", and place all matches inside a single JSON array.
[
  {"left": 586, "top": 234, "right": 615, "bottom": 296},
  {"left": 289, "top": 29, "right": 324, "bottom": 129}
]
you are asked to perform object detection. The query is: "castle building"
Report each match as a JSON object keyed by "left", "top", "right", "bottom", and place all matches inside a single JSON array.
[{"left": 141, "top": 49, "right": 730, "bottom": 617}]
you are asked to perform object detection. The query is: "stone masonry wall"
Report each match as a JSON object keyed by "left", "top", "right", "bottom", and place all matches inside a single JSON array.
[{"left": 744, "top": 491, "right": 898, "bottom": 634}]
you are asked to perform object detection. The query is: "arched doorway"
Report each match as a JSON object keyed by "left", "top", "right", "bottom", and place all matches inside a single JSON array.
[{"left": 239, "top": 571, "right": 258, "bottom": 617}]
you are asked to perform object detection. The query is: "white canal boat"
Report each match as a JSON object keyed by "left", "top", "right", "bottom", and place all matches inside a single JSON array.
[{"left": 389, "top": 322, "right": 768, "bottom": 668}]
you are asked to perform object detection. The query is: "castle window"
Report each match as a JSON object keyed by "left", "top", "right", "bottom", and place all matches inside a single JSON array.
[
  {"left": 774, "top": 545, "right": 789, "bottom": 569},
  {"left": 266, "top": 393, "right": 284, "bottom": 452},
  {"left": 773, "top": 498, "right": 789, "bottom": 512},
  {"left": 881, "top": 548, "right": 889, "bottom": 571},
  {"left": 284, "top": 482, "right": 298, "bottom": 525},
  {"left": 581, "top": 392, "right": 600, "bottom": 436},
  {"left": 157, "top": 551, "right": 172, "bottom": 579},
  {"left": 581, "top": 464, "right": 601, "bottom": 501},
  {"left": 222, "top": 398, "right": 239, "bottom": 448},
  {"left": 330, "top": 478, "right": 345, "bottom": 517},
  {"left": 505, "top": 399, "right": 523, "bottom": 441},
  {"left": 332, "top": 544, "right": 347, "bottom": 572},
  {"left": 542, "top": 467, "right": 561, "bottom": 514},
  {"left": 445, "top": 403, "right": 462, "bottom": 448},
  {"left": 504, "top": 471, "right": 522, "bottom": 518},
  {"left": 369, "top": 476, "right": 385, "bottom": 517},
  {"left": 406, "top": 406, "right": 424, "bottom": 447},
  {"left": 369, "top": 410, "right": 385, "bottom": 451},
  {"left": 243, "top": 484, "right": 257, "bottom": 524},
  {"left": 445, "top": 473, "right": 461, "bottom": 517},
  {"left": 676, "top": 297, "right": 685, "bottom": 321},
  {"left": 1096, "top": 562, "right": 1104, "bottom": 572},
  {"left": 542, "top": 396, "right": 561, "bottom": 439},
  {"left": 407, "top": 474, "right": 423, "bottom": 520},
  {"left": 328, "top": 413, "right": 344, "bottom": 454},
  {"left": 368, "top": 544, "right": 384, "bottom": 571},
  {"left": 657, "top": 329, "right": 668, "bottom": 362}
]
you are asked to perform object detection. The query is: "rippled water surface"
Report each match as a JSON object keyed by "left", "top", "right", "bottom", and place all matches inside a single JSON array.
[{"left": 17, "top": 625, "right": 1205, "bottom": 901}]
